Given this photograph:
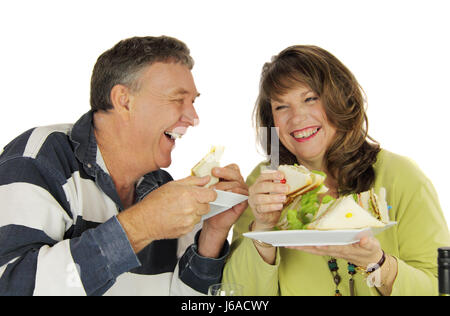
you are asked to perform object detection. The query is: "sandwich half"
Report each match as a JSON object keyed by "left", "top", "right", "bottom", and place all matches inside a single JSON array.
[
  {"left": 278, "top": 164, "right": 328, "bottom": 205},
  {"left": 306, "top": 195, "right": 385, "bottom": 230},
  {"left": 354, "top": 188, "right": 390, "bottom": 224},
  {"left": 191, "top": 146, "right": 224, "bottom": 188}
]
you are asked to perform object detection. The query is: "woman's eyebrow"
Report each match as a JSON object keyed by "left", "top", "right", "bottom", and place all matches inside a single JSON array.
[
  {"left": 270, "top": 95, "right": 285, "bottom": 104},
  {"left": 301, "top": 89, "right": 315, "bottom": 97},
  {"left": 271, "top": 89, "right": 315, "bottom": 103}
]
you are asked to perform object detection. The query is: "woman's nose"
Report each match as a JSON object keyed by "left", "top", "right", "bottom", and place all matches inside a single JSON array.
[{"left": 291, "top": 105, "right": 308, "bottom": 122}]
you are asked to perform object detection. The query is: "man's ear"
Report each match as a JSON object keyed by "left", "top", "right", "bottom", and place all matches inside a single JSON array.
[{"left": 110, "top": 84, "right": 131, "bottom": 117}]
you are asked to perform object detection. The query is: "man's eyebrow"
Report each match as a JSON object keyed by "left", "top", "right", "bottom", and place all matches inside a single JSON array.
[{"left": 169, "top": 88, "right": 200, "bottom": 98}]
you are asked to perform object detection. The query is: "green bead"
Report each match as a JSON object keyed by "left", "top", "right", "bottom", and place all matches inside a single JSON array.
[
  {"left": 328, "top": 261, "right": 338, "bottom": 271},
  {"left": 347, "top": 263, "right": 356, "bottom": 275}
]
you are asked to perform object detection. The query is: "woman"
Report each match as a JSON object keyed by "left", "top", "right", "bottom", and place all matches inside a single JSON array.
[{"left": 223, "top": 45, "right": 450, "bottom": 296}]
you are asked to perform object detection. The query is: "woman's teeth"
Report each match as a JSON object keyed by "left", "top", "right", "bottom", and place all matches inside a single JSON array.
[{"left": 293, "top": 127, "right": 320, "bottom": 139}]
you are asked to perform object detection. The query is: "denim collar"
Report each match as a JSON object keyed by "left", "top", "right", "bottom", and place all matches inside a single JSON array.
[{"left": 69, "top": 110, "right": 170, "bottom": 211}]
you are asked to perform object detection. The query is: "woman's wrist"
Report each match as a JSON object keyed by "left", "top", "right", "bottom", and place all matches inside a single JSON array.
[
  {"left": 248, "top": 220, "right": 277, "bottom": 265},
  {"left": 376, "top": 254, "right": 398, "bottom": 295},
  {"left": 252, "top": 220, "right": 275, "bottom": 232}
]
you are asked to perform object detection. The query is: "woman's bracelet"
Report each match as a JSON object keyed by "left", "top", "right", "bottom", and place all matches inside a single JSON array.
[
  {"left": 367, "top": 250, "right": 386, "bottom": 273},
  {"left": 248, "top": 220, "right": 274, "bottom": 248}
]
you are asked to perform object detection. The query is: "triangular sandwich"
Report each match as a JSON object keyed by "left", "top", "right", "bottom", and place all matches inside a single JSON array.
[
  {"left": 306, "top": 195, "right": 385, "bottom": 230},
  {"left": 278, "top": 164, "right": 328, "bottom": 205},
  {"left": 191, "top": 146, "right": 224, "bottom": 188}
]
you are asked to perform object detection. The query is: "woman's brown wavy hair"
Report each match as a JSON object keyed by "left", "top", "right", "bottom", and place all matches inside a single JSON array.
[{"left": 254, "top": 45, "right": 380, "bottom": 195}]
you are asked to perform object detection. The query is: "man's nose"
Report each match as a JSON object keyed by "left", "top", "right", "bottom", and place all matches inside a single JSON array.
[{"left": 182, "top": 102, "right": 200, "bottom": 127}]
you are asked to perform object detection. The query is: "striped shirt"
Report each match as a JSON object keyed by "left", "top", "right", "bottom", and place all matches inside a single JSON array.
[{"left": 0, "top": 111, "right": 228, "bottom": 296}]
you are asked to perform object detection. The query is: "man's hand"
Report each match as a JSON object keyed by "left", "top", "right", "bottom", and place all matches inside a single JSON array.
[
  {"left": 197, "top": 164, "right": 249, "bottom": 258},
  {"left": 117, "top": 175, "right": 217, "bottom": 253}
]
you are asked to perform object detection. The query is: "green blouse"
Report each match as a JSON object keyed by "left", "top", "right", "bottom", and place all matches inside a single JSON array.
[{"left": 223, "top": 149, "right": 450, "bottom": 296}]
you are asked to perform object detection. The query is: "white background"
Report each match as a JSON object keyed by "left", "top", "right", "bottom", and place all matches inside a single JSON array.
[{"left": 1, "top": 0, "right": 449, "bottom": 228}]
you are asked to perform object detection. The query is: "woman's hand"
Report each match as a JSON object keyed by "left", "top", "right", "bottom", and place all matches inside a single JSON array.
[
  {"left": 248, "top": 170, "right": 290, "bottom": 231},
  {"left": 287, "top": 236, "right": 398, "bottom": 295},
  {"left": 286, "top": 236, "right": 383, "bottom": 268}
]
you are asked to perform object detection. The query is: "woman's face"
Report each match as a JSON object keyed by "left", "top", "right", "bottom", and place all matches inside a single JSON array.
[{"left": 271, "top": 85, "right": 336, "bottom": 170}]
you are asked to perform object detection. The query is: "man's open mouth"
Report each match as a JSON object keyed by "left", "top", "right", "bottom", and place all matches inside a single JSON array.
[{"left": 164, "top": 131, "right": 183, "bottom": 141}]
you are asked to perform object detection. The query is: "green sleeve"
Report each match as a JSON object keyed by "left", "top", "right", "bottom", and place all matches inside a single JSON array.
[
  {"left": 222, "top": 162, "right": 281, "bottom": 296},
  {"left": 370, "top": 151, "right": 450, "bottom": 296}
]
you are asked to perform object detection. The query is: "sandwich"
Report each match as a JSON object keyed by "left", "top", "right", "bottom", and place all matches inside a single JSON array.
[
  {"left": 353, "top": 188, "right": 390, "bottom": 224},
  {"left": 275, "top": 189, "right": 335, "bottom": 230},
  {"left": 275, "top": 184, "right": 390, "bottom": 230},
  {"left": 278, "top": 164, "right": 328, "bottom": 206},
  {"left": 274, "top": 164, "right": 331, "bottom": 230},
  {"left": 306, "top": 195, "right": 386, "bottom": 230},
  {"left": 191, "top": 146, "right": 224, "bottom": 188}
]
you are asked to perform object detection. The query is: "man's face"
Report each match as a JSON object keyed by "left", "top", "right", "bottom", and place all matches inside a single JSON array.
[{"left": 127, "top": 62, "right": 200, "bottom": 171}]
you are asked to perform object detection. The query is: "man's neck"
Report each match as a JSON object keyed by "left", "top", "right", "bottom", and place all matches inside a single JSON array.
[
  {"left": 93, "top": 112, "right": 144, "bottom": 208},
  {"left": 98, "top": 141, "right": 140, "bottom": 208}
]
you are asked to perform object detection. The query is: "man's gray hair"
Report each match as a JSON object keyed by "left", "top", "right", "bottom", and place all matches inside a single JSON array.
[{"left": 90, "top": 36, "right": 194, "bottom": 111}]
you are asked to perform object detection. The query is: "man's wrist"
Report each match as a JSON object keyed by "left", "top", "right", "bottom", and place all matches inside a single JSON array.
[
  {"left": 197, "top": 224, "right": 229, "bottom": 258},
  {"left": 178, "top": 229, "right": 230, "bottom": 294},
  {"left": 116, "top": 205, "right": 154, "bottom": 253}
]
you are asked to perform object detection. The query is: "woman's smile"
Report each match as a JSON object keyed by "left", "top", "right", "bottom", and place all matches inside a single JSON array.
[{"left": 291, "top": 126, "right": 321, "bottom": 143}]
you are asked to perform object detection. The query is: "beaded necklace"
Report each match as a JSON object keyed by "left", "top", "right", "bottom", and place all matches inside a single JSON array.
[{"left": 327, "top": 258, "right": 357, "bottom": 296}]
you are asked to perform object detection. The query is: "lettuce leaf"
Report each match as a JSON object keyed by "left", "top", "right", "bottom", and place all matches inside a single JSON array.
[
  {"left": 321, "top": 195, "right": 335, "bottom": 204},
  {"left": 276, "top": 168, "right": 332, "bottom": 230},
  {"left": 287, "top": 209, "right": 304, "bottom": 230}
]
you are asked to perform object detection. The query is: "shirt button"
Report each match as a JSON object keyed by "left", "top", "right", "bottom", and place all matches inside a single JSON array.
[{"left": 87, "top": 163, "right": 92, "bottom": 168}]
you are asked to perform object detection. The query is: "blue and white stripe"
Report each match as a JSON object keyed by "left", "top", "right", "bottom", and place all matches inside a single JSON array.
[{"left": 0, "top": 111, "right": 227, "bottom": 296}]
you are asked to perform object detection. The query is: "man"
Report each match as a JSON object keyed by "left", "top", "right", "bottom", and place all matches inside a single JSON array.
[{"left": 0, "top": 36, "right": 248, "bottom": 295}]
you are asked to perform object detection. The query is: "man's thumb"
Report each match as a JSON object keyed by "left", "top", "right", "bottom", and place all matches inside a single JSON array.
[{"left": 178, "top": 175, "right": 211, "bottom": 187}]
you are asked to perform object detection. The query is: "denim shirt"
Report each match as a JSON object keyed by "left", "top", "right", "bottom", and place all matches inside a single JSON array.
[
  {"left": 0, "top": 110, "right": 229, "bottom": 296},
  {"left": 70, "top": 110, "right": 230, "bottom": 295}
]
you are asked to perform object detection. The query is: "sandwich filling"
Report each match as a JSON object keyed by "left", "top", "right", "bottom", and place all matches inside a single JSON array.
[{"left": 276, "top": 185, "right": 390, "bottom": 230}]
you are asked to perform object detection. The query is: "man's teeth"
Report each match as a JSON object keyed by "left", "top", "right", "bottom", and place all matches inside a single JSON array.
[
  {"left": 293, "top": 128, "right": 319, "bottom": 139},
  {"left": 164, "top": 131, "right": 182, "bottom": 140}
]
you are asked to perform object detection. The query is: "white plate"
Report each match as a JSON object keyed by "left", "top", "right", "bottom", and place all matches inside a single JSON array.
[
  {"left": 243, "top": 222, "right": 397, "bottom": 246},
  {"left": 202, "top": 190, "right": 248, "bottom": 220}
]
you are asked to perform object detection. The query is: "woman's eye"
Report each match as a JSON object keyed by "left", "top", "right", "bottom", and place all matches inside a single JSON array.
[
  {"left": 305, "top": 97, "right": 319, "bottom": 103},
  {"left": 275, "top": 105, "right": 288, "bottom": 111}
]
